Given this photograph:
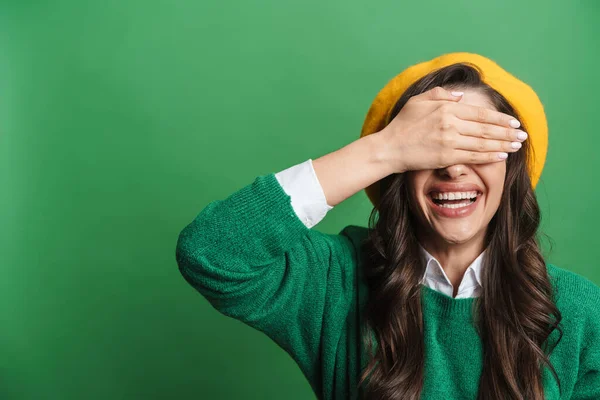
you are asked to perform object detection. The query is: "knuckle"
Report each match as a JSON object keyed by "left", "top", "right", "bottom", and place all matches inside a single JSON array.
[
  {"left": 439, "top": 103, "right": 453, "bottom": 114},
  {"left": 469, "top": 151, "right": 479, "bottom": 163},
  {"left": 477, "top": 107, "right": 488, "bottom": 122},
  {"left": 479, "top": 124, "right": 488, "bottom": 138},
  {"left": 437, "top": 110, "right": 455, "bottom": 127},
  {"left": 440, "top": 119, "right": 454, "bottom": 132},
  {"left": 505, "top": 128, "right": 513, "bottom": 140},
  {"left": 439, "top": 131, "right": 455, "bottom": 147},
  {"left": 477, "top": 137, "right": 486, "bottom": 151},
  {"left": 431, "top": 86, "right": 445, "bottom": 97},
  {"left": 446, "top": 136, "right": 457, "bottom": 148}
]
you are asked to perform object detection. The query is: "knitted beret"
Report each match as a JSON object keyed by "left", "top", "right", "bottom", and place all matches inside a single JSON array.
[{"left": 359, "top": 52, "right": 548, "bottom": 209}]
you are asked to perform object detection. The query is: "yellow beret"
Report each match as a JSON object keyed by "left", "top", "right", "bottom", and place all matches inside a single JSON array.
[{"left": 359, "top": 52, "right": 548, "bottom": 209}]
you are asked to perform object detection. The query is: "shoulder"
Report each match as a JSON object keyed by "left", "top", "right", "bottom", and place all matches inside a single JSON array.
[
  {"left": 338, "top": 225, "right": 370, "bottom": 249},
  {"left": 546, "top": 263, "right": 600, "bottom": 330},
  {"left": 337, "top": 225, "right": 370, "bottom": 261},
  {"left": 547, "top": 263, "right": 600, "bottom": 306}
]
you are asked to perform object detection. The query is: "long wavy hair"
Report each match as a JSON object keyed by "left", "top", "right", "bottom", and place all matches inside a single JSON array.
[{"left": 357, "top": 63, "right": 563, "bottom": 399}]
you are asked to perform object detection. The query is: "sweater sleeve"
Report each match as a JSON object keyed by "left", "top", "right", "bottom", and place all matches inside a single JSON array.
[
  {"left": 274, "top": 158, "right": 334, "bottom": 229},
  {"left": 570, "top": 281, "right": 600, "bottom": 400},
  {"left": 175, "top": 172, "right": 357, "bottom": 399}
]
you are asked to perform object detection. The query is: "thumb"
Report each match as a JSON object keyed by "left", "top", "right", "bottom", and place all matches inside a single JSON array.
[{"left": 416, "top": 86, "right": 464, "bottom": 102}]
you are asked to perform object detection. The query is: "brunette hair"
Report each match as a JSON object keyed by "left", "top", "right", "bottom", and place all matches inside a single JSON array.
[{"left": 358, "top": 63, "right": 563, "bottom": 400}]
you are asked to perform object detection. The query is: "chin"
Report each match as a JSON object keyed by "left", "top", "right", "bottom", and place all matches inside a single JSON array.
[{"left": 430, "top": 223, "right": 480, "bottom": 245}]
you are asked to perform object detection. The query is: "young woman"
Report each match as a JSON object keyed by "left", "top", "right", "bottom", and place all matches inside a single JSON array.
[{"left": 176, "top": 53, "right": 600, "bottom": 399}]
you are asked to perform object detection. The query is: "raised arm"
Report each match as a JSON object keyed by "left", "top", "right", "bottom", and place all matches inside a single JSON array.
[
  {"left": 175, "top": 86, "right": 527, "bottom": 399},
  {"left": 174, "top": 159, "right": 373, "bottom": 399}
]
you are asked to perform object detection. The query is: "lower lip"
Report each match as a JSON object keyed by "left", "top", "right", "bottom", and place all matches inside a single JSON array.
[{"left": 427, "top": 194, "right": 482, "bottom": 218}]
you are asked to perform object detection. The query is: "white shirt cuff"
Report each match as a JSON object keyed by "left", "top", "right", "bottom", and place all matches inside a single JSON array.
[{"left": 274, "top": 159, "right": 334, "bottom": 228}]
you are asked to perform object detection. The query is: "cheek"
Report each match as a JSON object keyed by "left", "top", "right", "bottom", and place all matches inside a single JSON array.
[
  {"left": 481, "top": 163, "right": 506, "bottom": 211},
  {"left": 405, "top": 172, "right": 429, "bottom": 211},
  {"left": 406, "top": 171, "right": 430, "bottom": 192},
  {"left": 405, "top": 173, "right": 417, "bottom": 199}
]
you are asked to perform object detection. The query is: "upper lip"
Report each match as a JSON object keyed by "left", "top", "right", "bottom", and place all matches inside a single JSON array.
[{"left": 427, "top": 183, "right": 484, "bottom": 195}]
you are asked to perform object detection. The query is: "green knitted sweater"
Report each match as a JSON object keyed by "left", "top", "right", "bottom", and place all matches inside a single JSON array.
[{"left": 176, "top": 172, "right": 600, "bottom": 399}]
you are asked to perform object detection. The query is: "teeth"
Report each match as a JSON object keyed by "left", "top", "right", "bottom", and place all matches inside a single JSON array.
[
  {"left": 437, "top": 201, "right": 472, "bottom": 209},
  {"left": 431, "top": 191, "right": 478, "bottom": 200}
]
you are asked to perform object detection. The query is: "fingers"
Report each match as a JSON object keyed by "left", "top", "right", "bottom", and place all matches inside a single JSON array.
[
  {"left": 453, "top": 134, "right": 523, "bottom": 153},
  {"left": 412, "top": 86, "right": 464, "bottom": 103},
  {"left": 449, "top": 102, "right": 521, "bottom": 129},
  {"left": 454, "top": 119, "right": 528, "bottom": 143},
  {"left": 451, "top": 149, "right": 510, "bottom": 164}
]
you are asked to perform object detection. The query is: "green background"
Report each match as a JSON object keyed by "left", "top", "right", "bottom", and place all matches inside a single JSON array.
[{"left": 1, "top": 1, "right": 598, "bottom": 399}]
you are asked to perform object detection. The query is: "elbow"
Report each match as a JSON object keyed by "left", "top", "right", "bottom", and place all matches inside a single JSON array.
[{"left": 175, "top": 224, "right": 204, "bottom": 282}]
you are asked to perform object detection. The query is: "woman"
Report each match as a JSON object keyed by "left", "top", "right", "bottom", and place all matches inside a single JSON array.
[{"left": 176, "top": 53, "right": 600, "bottom": 399}]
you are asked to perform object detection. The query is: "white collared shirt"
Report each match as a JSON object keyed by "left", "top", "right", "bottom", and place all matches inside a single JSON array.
[
  {"left": 274, "top": 159, "right": 484, "bottom": 299},
  {"left": 419, "top": 245, "right": 484, "bottom": 299}
]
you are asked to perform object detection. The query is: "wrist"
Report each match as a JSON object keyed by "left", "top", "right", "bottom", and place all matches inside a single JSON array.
[{"left": 368, "top": 128, "right": 404, "bottom": 175}]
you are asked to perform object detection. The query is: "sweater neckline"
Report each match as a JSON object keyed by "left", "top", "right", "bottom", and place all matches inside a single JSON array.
[{"left": 420, "top": 283, "right": 478, "bottom": 320}]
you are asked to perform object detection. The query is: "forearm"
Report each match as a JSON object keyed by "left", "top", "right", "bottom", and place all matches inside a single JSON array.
[{"left": 312, "top": 131, "right": 393, "bottom": 207}]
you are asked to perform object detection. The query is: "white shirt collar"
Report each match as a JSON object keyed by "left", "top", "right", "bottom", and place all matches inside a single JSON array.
[{"left": 418, "top": 244, "right": 485, "bottom": 290}]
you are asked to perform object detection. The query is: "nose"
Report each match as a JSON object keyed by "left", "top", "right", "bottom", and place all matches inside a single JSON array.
[{"left": 437, "top": 164, "right": 469, "bottom": 179}]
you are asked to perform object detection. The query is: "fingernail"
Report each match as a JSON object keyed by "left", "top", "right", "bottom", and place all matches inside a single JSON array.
[
  {"left": 451, "top": 91, "right": 464, "bottom": 97},
  {"left": 517, "top": 131, "right": 528, "bottom": 141},
  {"left": 511, "top": 142, "right": 522, "bottom": 149},
  {"left": 509, "top": 119, "right": 521, "bottom": 128},
  {"left": 498, "top": 152, "right": 508, "bottom": 159}
]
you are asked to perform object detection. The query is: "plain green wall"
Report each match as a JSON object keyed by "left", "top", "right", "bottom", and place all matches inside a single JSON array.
[{"left": 1, "top": 0, "right": 599, "bottom": 399}]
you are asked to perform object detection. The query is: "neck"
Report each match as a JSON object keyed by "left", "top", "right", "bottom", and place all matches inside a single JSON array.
[{"left": 418, "top": 229, "right": 486, "bottom": 290}]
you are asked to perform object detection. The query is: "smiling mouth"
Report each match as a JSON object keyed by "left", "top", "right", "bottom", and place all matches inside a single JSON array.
[{"left": 429, "top": 191, "right": 482, "bottom": 209}]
